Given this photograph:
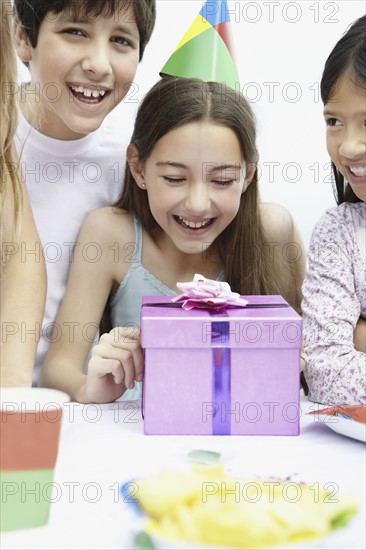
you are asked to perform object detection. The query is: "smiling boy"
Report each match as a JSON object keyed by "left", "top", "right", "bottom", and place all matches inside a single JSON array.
[{"left": 13, "top": 0, "right": 156, "bottom": 383}]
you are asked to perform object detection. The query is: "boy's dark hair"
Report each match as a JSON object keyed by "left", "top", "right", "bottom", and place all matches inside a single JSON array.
[
  {"left": 320, "top": 15, "right": 366, "bottom": 205},
  {"left": 14, "top": 0, "right": 156, "bottom": 60}
]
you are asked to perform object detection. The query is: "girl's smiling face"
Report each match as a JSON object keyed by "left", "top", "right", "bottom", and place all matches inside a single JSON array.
[
  {"left": 128, "top": 120, "right": 256, "bottom": 256},
  {"left": 324, "top": 74, "right": 366, "bottom": 201}
]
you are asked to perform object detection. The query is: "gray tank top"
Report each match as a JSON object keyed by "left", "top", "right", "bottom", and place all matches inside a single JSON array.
[
  {"left": 109, "top": 216, "right": 176, "bottom": 329},
  {"left": 110, "top": 215, "right": 225, "bottom": 328},
  {"left": 109, "top": 215, "right": 224, "bottom": 400}
]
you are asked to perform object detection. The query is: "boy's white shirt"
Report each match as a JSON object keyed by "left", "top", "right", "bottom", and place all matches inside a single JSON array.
[{"left": 15, "top": 109, "right": 132, "bottom": 384}]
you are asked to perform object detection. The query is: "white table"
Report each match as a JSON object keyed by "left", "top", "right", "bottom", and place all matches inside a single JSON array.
[{"left": 1, "top": 396, "right": 365, "bottom": 550}]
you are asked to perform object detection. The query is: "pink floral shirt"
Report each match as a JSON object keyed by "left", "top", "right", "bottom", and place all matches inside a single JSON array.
[{"left": 302, "top": 202, "right": 366, "bottom": 405}]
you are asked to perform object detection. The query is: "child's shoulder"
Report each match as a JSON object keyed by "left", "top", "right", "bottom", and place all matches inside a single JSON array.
[
  {"left": 314, "top": 202, "right": 365, "bottom": 232},
  {"left": 80, "top": 207, "right": 135, "bottom": 245},
  {"left": 327, "top": 201, "right": 365, "bottom": 219},
  {"left": 259, "top": 202, "right": 295, "bottom": 242}
]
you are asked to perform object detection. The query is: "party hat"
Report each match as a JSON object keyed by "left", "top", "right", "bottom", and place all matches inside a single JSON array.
[{"left": 160, "top": 0, "right": 239, "bottom": 89}]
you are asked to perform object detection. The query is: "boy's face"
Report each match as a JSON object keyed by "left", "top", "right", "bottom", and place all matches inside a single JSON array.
[{"left": 16, "top": 7, "right": 140, "bottom": 140}]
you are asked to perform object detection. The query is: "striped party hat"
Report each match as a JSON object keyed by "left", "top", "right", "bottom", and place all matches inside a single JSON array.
[{"left": 160, "top": 0, "right": 239, "bottom": 89}]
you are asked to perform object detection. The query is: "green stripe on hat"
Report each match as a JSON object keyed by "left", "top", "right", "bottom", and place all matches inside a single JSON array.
[{"left": 160, "top": 27, "right": 239, "bottom": 89}]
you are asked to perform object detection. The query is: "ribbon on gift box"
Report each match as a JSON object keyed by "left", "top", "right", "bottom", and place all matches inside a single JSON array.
[
  {"left": 210, "top": 313, "right": 231, "bottom": 435},
  {"left": 143, "top": 275, "right": 289, "bottom": 310},
  {"left": 171, "top": 274, "right": 249, "bottom": 311},
  {"left": 142, "top": 275, "right": 289, "bottom": 435}
]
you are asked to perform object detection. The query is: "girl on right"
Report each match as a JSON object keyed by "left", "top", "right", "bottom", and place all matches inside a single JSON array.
[{"left": 302, "top": 15, "right": 366, "bottom": 405}]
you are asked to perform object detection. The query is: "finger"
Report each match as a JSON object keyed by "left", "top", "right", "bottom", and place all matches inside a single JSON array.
[
  {"left": 118, "top": 352, "right": 136, "bottom": 389},
  {"left": 107, "top": 326, "right": 141, "bottom": 347},
  {"left": 92, "top": 342, "right": 138, "bottom": 359},
  {"left": 88, "top": 357, "right": 125, "bottom": 385},
  {"left": 98, "top": 331, "right": 138, "bottom": 349},
  {"left": 114, "top": 346, "right": 144, "bottom": 388},
  {"left": 131, "top": 346, "right": 144, "bottom": 381},
  {"left": 93, "top": 345, "right": 142, "bottom": 388},
  {"left": 92, "top": 333, "right": 144, "bottom": 386},
  {"left": 109, "top": 361, "right": 126, "bottom": 385}
]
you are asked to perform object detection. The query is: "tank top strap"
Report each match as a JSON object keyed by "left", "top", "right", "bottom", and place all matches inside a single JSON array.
[{"left": 132, "top": 214, "right": 143, "bottom": 263}]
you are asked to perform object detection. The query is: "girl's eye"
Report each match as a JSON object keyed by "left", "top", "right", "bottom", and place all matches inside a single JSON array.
[
  {"left": 213, "top": 180, "right": 235, "bottom": 187},
  {"left": 163, "top": 177, "right": 184, "bottom": 184},
  {"left": 326, "top": 117, "right": 342, "bottom": 127},
  {"left": 63, "top": 28, "right": 85, "bottom": 37}
]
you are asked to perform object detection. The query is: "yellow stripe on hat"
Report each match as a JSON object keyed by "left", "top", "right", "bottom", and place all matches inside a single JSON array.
[{"left": 174, "top": 15, "right": 211, "bottom": 52}]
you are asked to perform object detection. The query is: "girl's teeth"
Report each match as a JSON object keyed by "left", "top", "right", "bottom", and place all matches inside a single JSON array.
[
  {"left": 350, "top": 166, "right": 366, "bottom": 177},
  {"left": 178, "top": 216, "right": 211, "bottom": 229}
]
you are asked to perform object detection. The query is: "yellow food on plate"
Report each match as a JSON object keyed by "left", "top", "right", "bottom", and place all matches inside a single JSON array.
[{"left": 132, "top": 465, "right": 358, "bottom": 549}]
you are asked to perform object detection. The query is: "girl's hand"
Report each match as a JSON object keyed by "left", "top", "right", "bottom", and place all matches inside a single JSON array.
[{"left": 83, "top": 327, "right": 143, "bottom": 403}]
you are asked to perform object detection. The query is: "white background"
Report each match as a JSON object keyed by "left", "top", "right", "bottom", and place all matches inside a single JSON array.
[{"left": 18, "top": 0, "right": 365, "bottom": 249}]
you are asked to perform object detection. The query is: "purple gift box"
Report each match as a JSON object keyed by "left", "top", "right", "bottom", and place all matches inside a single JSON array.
[{"left": 141, "top": 295, "right": 302, "bottom": 436}]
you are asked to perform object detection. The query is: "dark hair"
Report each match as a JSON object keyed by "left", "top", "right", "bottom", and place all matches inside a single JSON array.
[
  {"left": 14, "top": 0, "right": 156, "bottom": 61},
  {"left": 321, "top": 15, "right": 366, "bottom": 205},
  {"left": 116, "top": 77, "right": 297, "bottom": 305}
]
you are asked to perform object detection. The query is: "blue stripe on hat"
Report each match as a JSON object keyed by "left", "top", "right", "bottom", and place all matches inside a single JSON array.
[{"left": 199, "top": 0, "right": 232, "bottom": 27}]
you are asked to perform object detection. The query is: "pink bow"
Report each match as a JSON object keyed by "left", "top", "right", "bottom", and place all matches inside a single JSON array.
[{"left": 172, "top": 274, "right": 248, "bottom": 311}]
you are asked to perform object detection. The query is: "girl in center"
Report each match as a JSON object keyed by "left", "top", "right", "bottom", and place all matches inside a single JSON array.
[{"left": 42, "top": 77, "right": 306, "bottom": 403}]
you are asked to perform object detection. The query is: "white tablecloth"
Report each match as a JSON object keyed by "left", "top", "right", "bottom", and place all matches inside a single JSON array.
[{"left": 1, "top": 397, "right": 365, "bottom": 550}]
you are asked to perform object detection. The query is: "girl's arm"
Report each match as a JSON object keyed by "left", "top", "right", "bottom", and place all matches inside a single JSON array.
[
  {"left": 1, "top": 184, "right": 46, "bottom": 386},
  {"left": 260, "top": 203, "right": 307, "bottom": 314},
  {"left": 260, "top": 204, "right": 307, "bottom": 387},
  {"left": 301, "top": 209, "right": 366, "bottom": 405},
  {"left": 40, "top": 208, "right": 143, "bottom": 403}
]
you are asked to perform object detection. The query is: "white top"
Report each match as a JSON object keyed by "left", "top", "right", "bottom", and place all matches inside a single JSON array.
[
  {"left": 15, "top": 111, "right": 132, "bottom": 382},
  {"left": 302, "top": 202, "right": 366, "bottom": 405}
]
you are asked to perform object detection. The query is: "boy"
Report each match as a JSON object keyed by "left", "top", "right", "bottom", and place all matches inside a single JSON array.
[{"left": 13, "top": 0, "right": 156, "bottom": 383}]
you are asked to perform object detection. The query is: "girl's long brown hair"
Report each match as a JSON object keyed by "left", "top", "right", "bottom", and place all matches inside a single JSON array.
[
  {"left": 115, "top": 77, "right": 299, "bottom": 308},
  {"left": 1, "top": 0, "right": 23, "bottom": 264}
]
